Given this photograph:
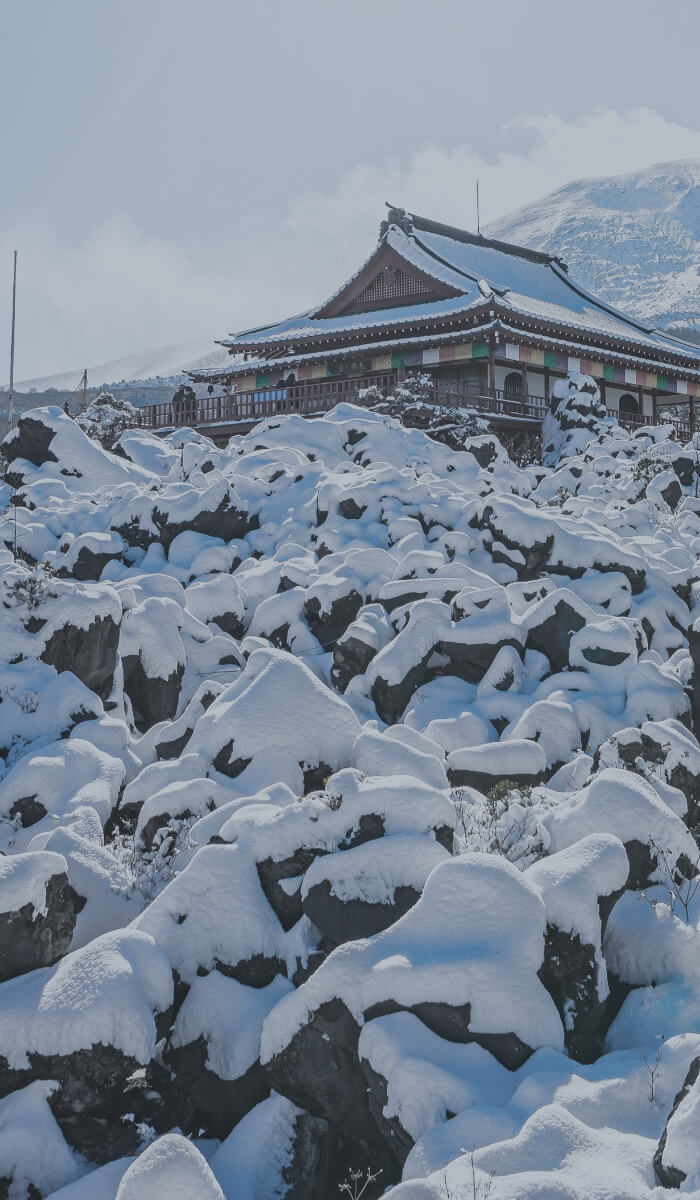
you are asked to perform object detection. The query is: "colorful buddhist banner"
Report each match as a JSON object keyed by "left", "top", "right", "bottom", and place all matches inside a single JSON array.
[
  {"left": 499, "top": 343, "right": 698, "bottom": 394},
  {"left": 232, "top": 374, "right": 257, "bottom": 391},
  {"left": 230, "top": 341, "right": 700, "bottom": 397},
  {"left": 375, "top": 342, "right": 490, "bottom": 371}
]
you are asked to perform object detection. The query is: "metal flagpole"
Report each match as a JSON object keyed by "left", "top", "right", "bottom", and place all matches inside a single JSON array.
[
  {"left": 476, "top": 180, "right": 480, "bottom": 236},
  {"left": 8, "top": 251, "right": 17, "bottom": 431}
]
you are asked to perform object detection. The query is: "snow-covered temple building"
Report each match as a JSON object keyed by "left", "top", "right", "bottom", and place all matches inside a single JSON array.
[{"left": 185, "top": 206, "right": 700, "bottom": 432}]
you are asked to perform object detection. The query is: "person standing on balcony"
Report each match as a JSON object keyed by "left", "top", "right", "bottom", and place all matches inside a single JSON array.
[
  {"left": 183, "top": 385, "right": 197, "bottom": 424},
  {"left": 171, "top": 384, "right": 186, "bottom": 425}
]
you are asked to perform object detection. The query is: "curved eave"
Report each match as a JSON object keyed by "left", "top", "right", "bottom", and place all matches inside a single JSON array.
[
  {"left": 217, "top": 300, "right": 700, "bottom": 374},
  {"left": 499, "top": 307, "right": 700, "bottom": 374},
  {"left": 189, "top": 317, "right": 700, "bottom": 388}
]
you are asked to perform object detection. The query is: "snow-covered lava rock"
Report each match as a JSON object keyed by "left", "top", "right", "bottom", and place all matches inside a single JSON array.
[{"left": 2, "top": 391, "right": 700, "bottom": 1197}]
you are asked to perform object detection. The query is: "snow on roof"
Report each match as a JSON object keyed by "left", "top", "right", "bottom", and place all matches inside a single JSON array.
[
  {"left": 222, "top": 291, "right": 486, "bottom": 348},
  {"left": 215, "top": 212, "right": 700, "bottom": 367}
]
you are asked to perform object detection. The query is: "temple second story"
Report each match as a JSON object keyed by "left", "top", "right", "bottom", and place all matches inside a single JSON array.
[{"left": 176, "top": 205, "right": 700, "bottom": 437}]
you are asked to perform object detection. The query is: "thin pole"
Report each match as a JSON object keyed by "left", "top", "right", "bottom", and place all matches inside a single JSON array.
[
  {"left": 82, "top": 368, "right": 87, "bottom": 411},
  {"left": 8, "top": 251, "right": 17, "bottom": 431},
  {"left": 476, "top": 180, "right": 480, "bottom": 235}
]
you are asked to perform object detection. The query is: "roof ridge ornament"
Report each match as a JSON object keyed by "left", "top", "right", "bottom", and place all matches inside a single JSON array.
[{"left": 379, "top": 203, "right": 414, "bottom": 240}]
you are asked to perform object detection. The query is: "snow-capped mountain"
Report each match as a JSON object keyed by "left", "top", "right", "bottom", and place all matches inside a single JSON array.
[{"left": 486, "top": 158, "right": 700, "bottom": 332}]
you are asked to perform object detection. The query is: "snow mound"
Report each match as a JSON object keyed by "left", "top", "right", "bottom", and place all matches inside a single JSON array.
[
  {"left": 1, "top": 392, "right": 700, "bottom": 1194},
  {"left": 116, "top": 1134, "right": 225, "bottom": 1200}
]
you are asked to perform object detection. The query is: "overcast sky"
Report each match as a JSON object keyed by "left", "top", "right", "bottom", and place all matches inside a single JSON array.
[{"left": 3, "top": 0, "right": 700, "bottom": 381}]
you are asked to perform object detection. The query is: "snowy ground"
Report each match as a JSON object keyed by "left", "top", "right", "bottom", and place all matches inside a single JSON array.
[{"left": 2, "top": 380, "right": 700, "bottom": 1197}]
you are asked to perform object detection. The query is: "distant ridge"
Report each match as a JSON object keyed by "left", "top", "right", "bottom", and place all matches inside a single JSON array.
[{"left": 3, "top": 341, "right": 231, "bottom": 393}]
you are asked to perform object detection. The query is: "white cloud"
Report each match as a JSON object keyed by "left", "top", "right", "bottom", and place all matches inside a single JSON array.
[
  {"left": 4, "top": 107, "right": 700, "bottom": 381},
  {"left": 287, "top": 106, "right": 700, "bottom": 239}
]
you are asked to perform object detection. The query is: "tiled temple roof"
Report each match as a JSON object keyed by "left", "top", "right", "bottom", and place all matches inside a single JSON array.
[{"left": 209, "top": 208, "right": 700, "bottom": 370}]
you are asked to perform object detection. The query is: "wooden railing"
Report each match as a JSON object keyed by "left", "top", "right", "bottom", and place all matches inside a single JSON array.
[
  {"left": 137, "top": 375, "right": 398, "bottom": 430},
  {"left": 434, "top": 382, "right": 548, "bottom": 422},
  {"left": 135, "top": 375, "right": 697, "bottom": 441},
  {"left": 605, "top": 407, "right": 695, "bottom": 440}
]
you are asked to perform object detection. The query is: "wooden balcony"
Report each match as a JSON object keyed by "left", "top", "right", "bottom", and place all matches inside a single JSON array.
[
  {"left": 135, "top": 374, "right": 696, "bottom": 442},
  {"left": 137, "top": 375, "right": 397, "bottom": 432}
]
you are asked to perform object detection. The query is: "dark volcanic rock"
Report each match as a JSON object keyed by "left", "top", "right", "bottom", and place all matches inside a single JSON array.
[
  {"left": 68, "top": 546, "right": 122, "bottom": 583},
  {"left": 447, "top": 759, "right": 545, "bottom": 795},
  {"left": 122, "top": 656, "right": 184, "bottom": 733},
  {"left": 1, "top": 415, "right": 58, "bottom": 469},
  {"left": 266, "top": 986, "right": 532, "bottom": 1153},
  {"left": 264, "top": 998, "right": 380, "bottom": 1142},
  {"left": 688, "top": 621, "right": 700, "bottom": 743},
  {"left": 371, "top": 634, "right": 522, "bottom": 725},
  {"left": 304, "top": 589, "right": 364, "bottom": 649},
  {"left": 153, "top": 684, "right": 220, "bottom": 762},
  {"left": 654, "top": 1055, "right": 700, "bottom": 1188},
  {"left": 0, "top": 871, "right": 84, "bottom": 982},
  {"left": 282, "top": 1112, "right": 330, "bottom": 1200},
  {"left": 166, "top": 1035, "right": 271, "bottom": 1139},
  {"left": 361, "top": 1053, "right": 413, "bottom": 1165},
  {"left": 660, "top": 477, "right": 683, "bottom": 511},
  {"left": 0, "top": 1043, "right": 139, "bottom": 1115},
  {"left": 594, "top": 722, "right": 700, "bottom": 833},
  {"left": 41, "top": 613, "right": 120, "bottom": 701},
  {"left": 337, "top": 498, "right": 367, "bottom": 520},
  {"left": 537, "top": 925, "right": 608, "bottom": 1063},
  {"left": 215, "top": 953, "right": 287, "bottom": 989},
  {"left": 208, "top": 609, "right": 245, "bottom": 639},
  {"left": 9, "top": 796, "right": 47, "bottom": 828},
  {"left": 302, "top": 878, "right": 421, "bottom": 945},
  {"left": 281, "top": 1113, "right": 397, "bottom": 1200},
  {"left": 257, "top": 849, "right": 327, "bottom": 931},
  {"left": 57, "top": 1112, "right": 144, "bottom": 1167},
  {"left": 624, "top": 837, "right": 660, "bottom": 891},
  {"left": 362, "top": 997, "right": 532, "bottom": 1071},
  {"left": 672, "top": 455, "right": 694, "bottom": 488},
  {"left": 524, "top": 597, "right": 587, "bottom": 673},
  {"left": 332, "top": 634, "right": 378, "bottom": 693},
  {"left": 154, "top": 494, "right": 257, "bottom": 551}
]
